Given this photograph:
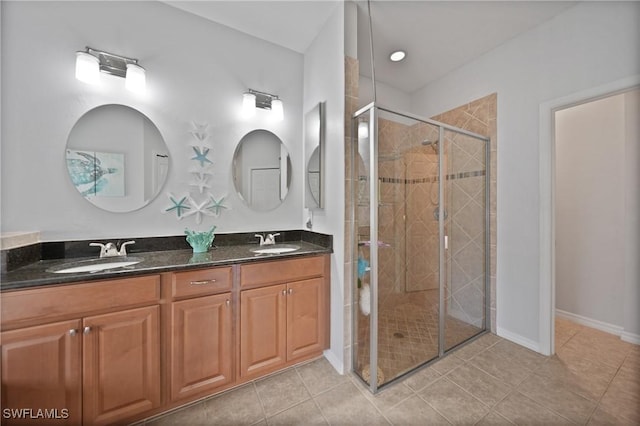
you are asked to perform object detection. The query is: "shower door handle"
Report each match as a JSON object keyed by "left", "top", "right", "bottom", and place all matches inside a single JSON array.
[{"left": 444, "top": 235, "right": 449, "bottom": 250}]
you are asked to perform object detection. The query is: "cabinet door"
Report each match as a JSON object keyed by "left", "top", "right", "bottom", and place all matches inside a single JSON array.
[
  {"left": 240, "top": 284, "right": 287, "bottom": 379},
  {"left": 1, "top": 320, "right": 81, "bottom": 425},
  {"left": 286, "top": 278, "right": 325, "bottom": 361},
  {"left": 82, "top": 306, "right": 160, "bottom": 426},
  {"left": 171, "top": 293, "right": 233, "bottom": 401}
]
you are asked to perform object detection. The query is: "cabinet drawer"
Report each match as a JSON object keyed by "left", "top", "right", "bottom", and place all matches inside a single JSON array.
[
  {"left": 1, "top": 275, "right": 160, "bottom": 330},
  {"left": 240, "top": 256, "right": 324, "bottom": 289},
  {"left": 170, "top": 266, "right": 232, "bottom": 299}
]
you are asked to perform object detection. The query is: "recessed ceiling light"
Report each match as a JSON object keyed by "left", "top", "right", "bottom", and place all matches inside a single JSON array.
[{"left": 389, "top": 50, "right": 406, "bottom": 62}]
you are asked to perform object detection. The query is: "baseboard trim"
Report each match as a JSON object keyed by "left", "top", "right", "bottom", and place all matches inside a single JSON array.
[
  {"left": 496, "top": 327, "right": 541, "bottom": 353},
  {"left": 555, "top": 309, "right": 624, "bottom": 336},
  {"left": 620, "top": 331, "right": 640, "bottom": 345},
  {"left": 323, "top": 349, "right": 344, "bottom": 374}
]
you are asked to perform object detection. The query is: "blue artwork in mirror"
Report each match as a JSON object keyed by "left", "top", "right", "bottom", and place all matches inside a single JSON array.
[{"left": 66, "top": 150, "right": 125, "bottom": 197}]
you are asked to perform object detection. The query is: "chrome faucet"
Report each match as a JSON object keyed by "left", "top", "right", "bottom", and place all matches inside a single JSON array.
[
  {"left": 264, "top": 233, "right": 280, "bottom": 245},
  {"left": 90, "top": 240, "right": 135, "bottom": 258},
  {"left": 254, "top": 233, "right": 280, "bottom": 246}
]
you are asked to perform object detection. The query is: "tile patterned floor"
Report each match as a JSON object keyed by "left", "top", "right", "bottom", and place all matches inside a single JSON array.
[
  {"left": 142, "top": 318, "right": 639, "bottom": 425},
  {"left": 356, "top": 289, "right": 482, "bottom": 382}
]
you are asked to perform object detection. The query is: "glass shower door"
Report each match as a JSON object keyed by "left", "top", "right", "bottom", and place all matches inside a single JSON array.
[
  {"left": 353, "top": 106, "right": 444, "bottom": 391},
  {"left": 442, "top": 129, "right": 488, "bottom": 351},
  {"left": 373, "top": 111, "right": 442, "bottom": 385}
]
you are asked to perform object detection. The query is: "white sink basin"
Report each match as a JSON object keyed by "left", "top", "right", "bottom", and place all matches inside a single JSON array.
[
  {"left": 48, "top": 257, "right": 142, "bottom": 274},
  {"left": 251, "top": 244, "right": 300, "bottom": 255}
]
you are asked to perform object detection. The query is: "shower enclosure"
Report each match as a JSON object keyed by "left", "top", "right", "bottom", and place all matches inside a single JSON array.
[{"left": 352, "top": 104, "right": 490, "bottom": 392}]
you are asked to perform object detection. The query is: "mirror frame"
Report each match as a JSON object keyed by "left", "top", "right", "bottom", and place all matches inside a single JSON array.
[{"left": 305, "top": 101, "right": 325, "bottom": 209}]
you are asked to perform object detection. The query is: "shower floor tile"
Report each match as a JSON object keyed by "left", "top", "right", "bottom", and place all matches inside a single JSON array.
[{"left": 356, "top": 289, "right": 483, "bottom": 383}]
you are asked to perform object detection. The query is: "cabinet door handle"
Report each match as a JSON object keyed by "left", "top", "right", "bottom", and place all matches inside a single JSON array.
[
  {"left": 225, "top": 299, "right": 230, "bottom": 306},
  {"left": 69, "top": 329, "right": 77, "bottom": 336},
  {"left": 83, "top": 326, "right": 91, "bottom": 335},
  {"left": 282, "top": 289, "right": 286, "bottom": 296},
  {"left": 190, "top": 279, "right": 217, "bottom": 285},
  {"left": 288, "top": 288, "right": 293, "bottom": 295}
]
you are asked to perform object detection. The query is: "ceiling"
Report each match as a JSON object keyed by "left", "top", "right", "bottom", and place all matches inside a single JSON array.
[
  {"left": 164, "top": 0, "right": 577, "bottom": 94},
  {"left": 163, "top": 1, "right": 341, "bottom": 53}
]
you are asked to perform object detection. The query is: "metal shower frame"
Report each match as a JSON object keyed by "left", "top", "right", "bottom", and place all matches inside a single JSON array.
[{"left": 351, "top": 102, "right": 491, "bottom": 393}]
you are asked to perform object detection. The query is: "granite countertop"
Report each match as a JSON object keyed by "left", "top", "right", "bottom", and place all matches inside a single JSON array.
[{"left": 0, "top": 241, "right": 331, "bottom": 291}]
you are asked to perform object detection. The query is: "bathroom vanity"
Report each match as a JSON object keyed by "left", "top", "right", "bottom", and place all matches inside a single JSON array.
[{"left": 0, "top": 241, "right": 330, "bottom": 425}]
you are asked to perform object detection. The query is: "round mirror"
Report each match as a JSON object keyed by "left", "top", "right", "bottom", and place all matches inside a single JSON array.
[
  {"left": 66, "top": 104, "right": 169, "bottom": 213},
  {"left": 232, "top": 129, "right": 292, "bottom": 211},
  {"left": 307, "top": 146, "right": 321, "bottom": 208}
]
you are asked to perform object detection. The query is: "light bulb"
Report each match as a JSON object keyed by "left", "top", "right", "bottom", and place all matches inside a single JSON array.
[
  {"left": 389, "top": 50, "right": 406, "bottom": 62},
  {"left": 125, "top": 63, "right": 146, "bottom": 93},
  {"left": 271, "top": 98, "right": 284, "bottom": 121},
  {"left": 358, "top": 121, "right": 369, "bottom": 139},
  {"left": 75, "top": 51, "right": 99, "bottom": 84},
  {"left": 242, "top": 93, "right": 256, "bottom": 118}
]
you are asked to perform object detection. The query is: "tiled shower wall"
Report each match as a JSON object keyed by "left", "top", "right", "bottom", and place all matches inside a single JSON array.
[
  {"left": 370, "top": 116, "right": 488, "bottom": 333},
  {"left": 442, "top": 129, "right": 488, "bottom": 333},
  {"left": 403, "top": 149, "right": 440, "bottom": 293},
  {"left": 432, "top": 95, "right": 497, "bottom": 332},
  {"left": 377, "top": 119, "right": 441, "bottom": 297}
]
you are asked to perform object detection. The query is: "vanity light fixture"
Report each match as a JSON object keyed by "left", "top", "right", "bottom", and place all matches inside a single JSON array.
[
  {"left": 389, "top": 50, "right": 406, "bottom": 62},
  {"left": 75, "top": 47, "right": 146, "bottom": 93},
  {"left": 242, "top": 89, "right": 284, "bottom": 121}
]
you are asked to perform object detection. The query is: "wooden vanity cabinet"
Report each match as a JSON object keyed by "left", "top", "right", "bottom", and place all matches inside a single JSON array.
[
  {"left": 165, "top": 267, "right": 234, "bottom": 403},
  {"left": 239, "top": 256, "right": 329, "bottom": 380},
  {"left": 286, "top": 278, "right": 325, "bottom": 360},
  {"left": 1, "top": 253, "right": 330, "bottom": 424},
  {"left": 0, "top": 276, "right": 161, "bottom": 426},
  {"left": 1, "top": 320, "right": 82, "bottom": 425},
  {"left": 240, "top": 284, "right": 287, "bottom": 378},
  {"left": 82, "top": 306, "right": 160, "bottom": 425}
]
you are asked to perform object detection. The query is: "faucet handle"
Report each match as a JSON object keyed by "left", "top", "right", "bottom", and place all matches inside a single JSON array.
[
  {"left": 118, "top": 240, "right": 135, "bottom": 256},
  {"left": 254, "top": 234, "right": 265, "bottom": 246},
  {"left": 89, "top": 242, "right": 107, "bottom": 258}
]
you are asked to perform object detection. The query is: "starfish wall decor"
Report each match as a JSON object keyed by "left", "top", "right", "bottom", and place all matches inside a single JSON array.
[
  {"left": 191, "top": 146, "right": 213, "bottom": 167},
  {"left": 163, "top": 193, "right": 191, "bottom": 218},
  {"left": 163, "top": 121, "right": 231, "bottom": 222}
]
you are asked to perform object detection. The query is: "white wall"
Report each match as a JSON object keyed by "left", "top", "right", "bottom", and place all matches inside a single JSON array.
[
  {"left": 410, "top": 2, "right": 640, "bottom": 349},
  {"left": 1, "top": 1, "right": 304, "bottom": 241},
  {"left": 555, "top": 94, "right": 627, "bottom": 328},
  {"left": 359, "top": 75, "right": 411, "bottom": 112},
  {"left": 302, "top": 4, "right": 345, "bottom": 372}
]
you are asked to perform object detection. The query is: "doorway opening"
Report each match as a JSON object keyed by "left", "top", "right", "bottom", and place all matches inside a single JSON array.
[{"left": 544, "top": 84, "right": 640, "bottom": 355}]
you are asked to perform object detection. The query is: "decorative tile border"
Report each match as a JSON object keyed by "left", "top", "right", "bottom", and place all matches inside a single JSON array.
[{"left": 380, "top": 169, "right": 486, "bottom": 185}]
